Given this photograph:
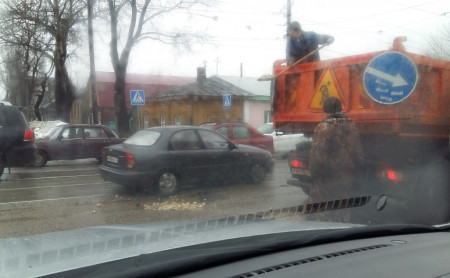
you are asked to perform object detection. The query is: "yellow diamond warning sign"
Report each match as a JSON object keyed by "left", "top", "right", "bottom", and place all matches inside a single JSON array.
[{"left": 309, "top": 68, "right": 345, "bottom": 110}]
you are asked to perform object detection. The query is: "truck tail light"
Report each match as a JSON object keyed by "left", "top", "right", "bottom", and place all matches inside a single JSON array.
[
  {"left": 376, "top": 167, "right": 404, "bottom": 184},
  {"left": 125, "top": 152, "right": 135, "bottom": 169},
  {"left": 24, "top": 129, "right": 35, "bottom": 141},
  {"left": 290, "top": 159, "right": 308, "bottom": 169}
]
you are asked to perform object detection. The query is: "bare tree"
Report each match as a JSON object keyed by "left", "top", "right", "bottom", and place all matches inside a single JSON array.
[
  {"left": 106, "top": 0, "right": 211, "bottom": 137},
  {"left": 0, "top": 0, "right": 86, "bottom": 122},
  {"left": 0, "top": 8, "right": 55, "bottom": 121},
  {"left": 1, "top": 47, "right": 30, "bottom": 106},
  {"left": 426, "top": 22, "right": 450, "bottom": 60}
]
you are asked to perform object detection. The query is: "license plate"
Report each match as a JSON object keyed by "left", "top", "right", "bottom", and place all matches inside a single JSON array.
[
  {"left": 106, "top": 155, "right": 119, "bottom": 163},
  {"left": 292, "top": 168, "right": 310, "bottom": 176}
]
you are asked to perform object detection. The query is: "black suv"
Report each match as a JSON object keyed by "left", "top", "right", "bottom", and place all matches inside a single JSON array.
[{"left": 0, "top": 103, "right": 36, "bottom": 176}]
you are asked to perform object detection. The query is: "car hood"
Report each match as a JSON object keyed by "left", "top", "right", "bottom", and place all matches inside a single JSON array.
[{"left": 0, "top": 218, "right": 359, "bottom": 277}]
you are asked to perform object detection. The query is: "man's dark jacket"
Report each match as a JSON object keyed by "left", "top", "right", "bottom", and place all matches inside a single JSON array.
[{"left": 286, "top": 31, "right": 333, "bottom": 63}]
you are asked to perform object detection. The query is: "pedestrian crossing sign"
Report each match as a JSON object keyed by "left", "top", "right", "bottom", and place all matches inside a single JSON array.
[
  {"left": 223, "top": 94, "right": 232, "bottom": 109},
  {"left": 130, "top": 90, "right": 145, "bottom": 106}
]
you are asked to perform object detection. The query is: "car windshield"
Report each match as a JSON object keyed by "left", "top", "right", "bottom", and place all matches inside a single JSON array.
[
  {"left": 0, "top": 0, "right": 448, "bottom": 277},
  {"left": 124, "top": 130, "right": 161, "bottom": 146}
]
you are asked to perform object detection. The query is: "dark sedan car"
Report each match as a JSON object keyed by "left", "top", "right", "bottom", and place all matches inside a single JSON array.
[
  {"left": 100, "top": 126, "right": 274, "bottom": 195},
  {"left": 34, "top": 124, "right": 124, "bottom": 166}
]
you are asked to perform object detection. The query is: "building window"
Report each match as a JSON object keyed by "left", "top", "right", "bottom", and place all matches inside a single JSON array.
[
  {"left": 160, "top": 114, "right": 166, "bottom": 126},
  {"left": 174, "top": 114, "right": 181, "bottom": 125},
  {"left": 264, "top": 110, "right": 272, "bottom": 123}
]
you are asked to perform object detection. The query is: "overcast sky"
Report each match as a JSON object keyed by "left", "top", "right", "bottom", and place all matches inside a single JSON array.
[{"left": 70, "top": 0, "right": 449, "bottom": 86}]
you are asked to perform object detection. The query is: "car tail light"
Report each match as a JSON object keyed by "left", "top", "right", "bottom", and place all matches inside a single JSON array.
[
  {"left": 125, "top": 152, "right": 135, "bottom": 168},
  {"left": 290, "top": 159, "right": 308, "bottom": 169},
  {"left": 376, "top": 167, "right": 404, "bottom": 184},
  {"left": 24, "top": 129, "right": 35, "bottom": 141}
]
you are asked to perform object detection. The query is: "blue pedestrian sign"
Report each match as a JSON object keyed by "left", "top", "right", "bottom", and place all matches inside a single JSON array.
[
  {"left": 363, "top": 52, "right": 418, "bottom": 105},
  {"left": 223, "top": 94, "right": 232, "bottom": 109},
  {"left": 130, "top": 90, "right": 145, "bottom": 106}
]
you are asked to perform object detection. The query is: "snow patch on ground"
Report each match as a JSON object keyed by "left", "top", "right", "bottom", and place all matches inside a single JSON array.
[
  {"left": 144, "top": 197, "right": 206, "bottom": 211},
  {"left": 29, "top": 120, "right": 67, "bottom": 139}
]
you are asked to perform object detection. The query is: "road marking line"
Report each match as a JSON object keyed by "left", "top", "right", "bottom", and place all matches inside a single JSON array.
[
  {"left": 0, "top": 182, "right": 113, "bottom": 191},
  {"left": 0, "top": 193, "right": 110, "bottom": 205},
  {"left": 3, "top": 174, "right": 100, "bottom": 181},
  {"left": 10, "top": 168, "right": 97, "bottom": 174}
]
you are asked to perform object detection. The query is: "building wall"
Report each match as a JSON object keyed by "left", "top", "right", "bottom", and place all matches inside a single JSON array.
[
  {"left": 139, "top": 97, "right": 245, "bottom": 128},
  {"left": 244, "top": 100, "right": 271, "bottom": 128}
]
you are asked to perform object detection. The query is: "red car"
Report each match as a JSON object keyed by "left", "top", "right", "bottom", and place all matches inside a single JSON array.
[
  {"left": 34, "top": 124, "right": 124, "bottom": 166},
  {"left": 200, "top": 122, "right": 274, "bottom": 154}
]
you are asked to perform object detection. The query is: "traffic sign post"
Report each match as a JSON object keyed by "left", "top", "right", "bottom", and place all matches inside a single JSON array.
[
  {"left": 130, "top": 90, "right": 145, "bottom": 131},
  {"left": 130, "top": 90, "right": 145, "bottom": 106},
  {"left": 363, "top": 52, "right": 418, "bottom": 105},
  {"left": 223, "top": 94, "right": 232, "bottom": 109}
]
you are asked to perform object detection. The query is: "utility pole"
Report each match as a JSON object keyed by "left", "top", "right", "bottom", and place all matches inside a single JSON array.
[
  {"left": 215, "top": 57, "right": 220, "bottom": 75},
  {"left": 88, "top": 0, "right": 99, "bottom": 124},
  {"left": 287, "top": 0, "right": 291, "bottom": 35},
  {"left": 286, "top": 0, "right": 292, "bottom": 60}
]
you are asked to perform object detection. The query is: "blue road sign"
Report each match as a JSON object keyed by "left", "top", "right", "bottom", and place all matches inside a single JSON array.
[
  {"left": 130, "top": 90, "right": 145, "bottom": 105},
  {"left": 223, "top": 94, "right": 232, "bottom": 109},
  {"left": 363, "top": 52, "right": 418, "bottom": 105}
]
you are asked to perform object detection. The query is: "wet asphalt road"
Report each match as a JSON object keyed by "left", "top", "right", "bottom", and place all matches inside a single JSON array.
[{"left": 0, "top": 158, "right": 307, "bottom": 239}]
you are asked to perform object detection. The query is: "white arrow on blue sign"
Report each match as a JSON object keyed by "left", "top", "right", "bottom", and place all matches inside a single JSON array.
[
  {"left": 223, "top": 94, "right": 232, "bottom": 109},
  {"left": 130, "top": 90, "right": 145, "bottom": 106},
  {"left": 363, "top": 52, "right": 418, "bottom": 105}
]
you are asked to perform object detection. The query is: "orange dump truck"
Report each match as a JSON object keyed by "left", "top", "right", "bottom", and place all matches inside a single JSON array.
[{"left": 272, "top": 41, "right": 450, "bottom": 224}]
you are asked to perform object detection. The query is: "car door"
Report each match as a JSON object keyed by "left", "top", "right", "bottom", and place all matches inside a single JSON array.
[
  {"left": 83, "top": 127, "right": 111, "bottom": 159},
  {"left": 230, "top": 124, "right": 252, "bottom": 146},
  {"left": 197, "top": 129, "right": 242, "bottom": 182},
  {"left": 168, "top": 130, "right": 210, "bottom": 184},
  {"left": 232, "top": 124, "right": 273, "bottom": 153},
  {"left": 51, "top": 126, "right": 84, "bottom": 159}
]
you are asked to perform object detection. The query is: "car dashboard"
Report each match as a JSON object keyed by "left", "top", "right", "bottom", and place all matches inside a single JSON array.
[{"left": 175, "top": 231, "right": 450, "bottom": 278}]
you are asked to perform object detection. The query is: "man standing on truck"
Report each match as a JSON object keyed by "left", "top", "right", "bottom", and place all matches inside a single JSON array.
[
  {"left": 308, "top": 97, "right": 363, "bottom": 221},
  {"left": 286, "top": 21, "right": 334, "bottom": 65}
]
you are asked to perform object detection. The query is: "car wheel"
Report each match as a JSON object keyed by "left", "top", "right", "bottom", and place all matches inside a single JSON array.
[
  {"left": 34, "top": 150, "right": 48, "bottom": 167},
  {"left": 156, "top": 171, "right": 178, "bottom": 195},
  {"left": 249, "top": 164, "right": 266, "bottom": 184}
]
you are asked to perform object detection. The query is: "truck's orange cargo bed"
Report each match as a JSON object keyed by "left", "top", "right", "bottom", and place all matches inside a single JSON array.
[{"left": 272, "top": 49, "right": 450, "bottom": 139}]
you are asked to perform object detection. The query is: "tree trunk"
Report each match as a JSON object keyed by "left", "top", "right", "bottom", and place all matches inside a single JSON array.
[
  {"left": 114, "top": 67, "right": 130, "bottom": 137},
  {"left": 34, "top": 80, "right": 45, "bottom": 121},
  {"left": 53, "top": 30, "right": 74, "bottom": 123}
]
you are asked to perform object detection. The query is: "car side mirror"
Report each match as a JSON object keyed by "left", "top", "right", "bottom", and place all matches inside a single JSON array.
[
  {"left": 57, "top": 134, "right": 63, "bottom": 140},
  {"left": 229, "top": 142, "right": 237, "bottom": 150},
  {"left": 276, "top": 131, "right": 284, "bottom": 136}
]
